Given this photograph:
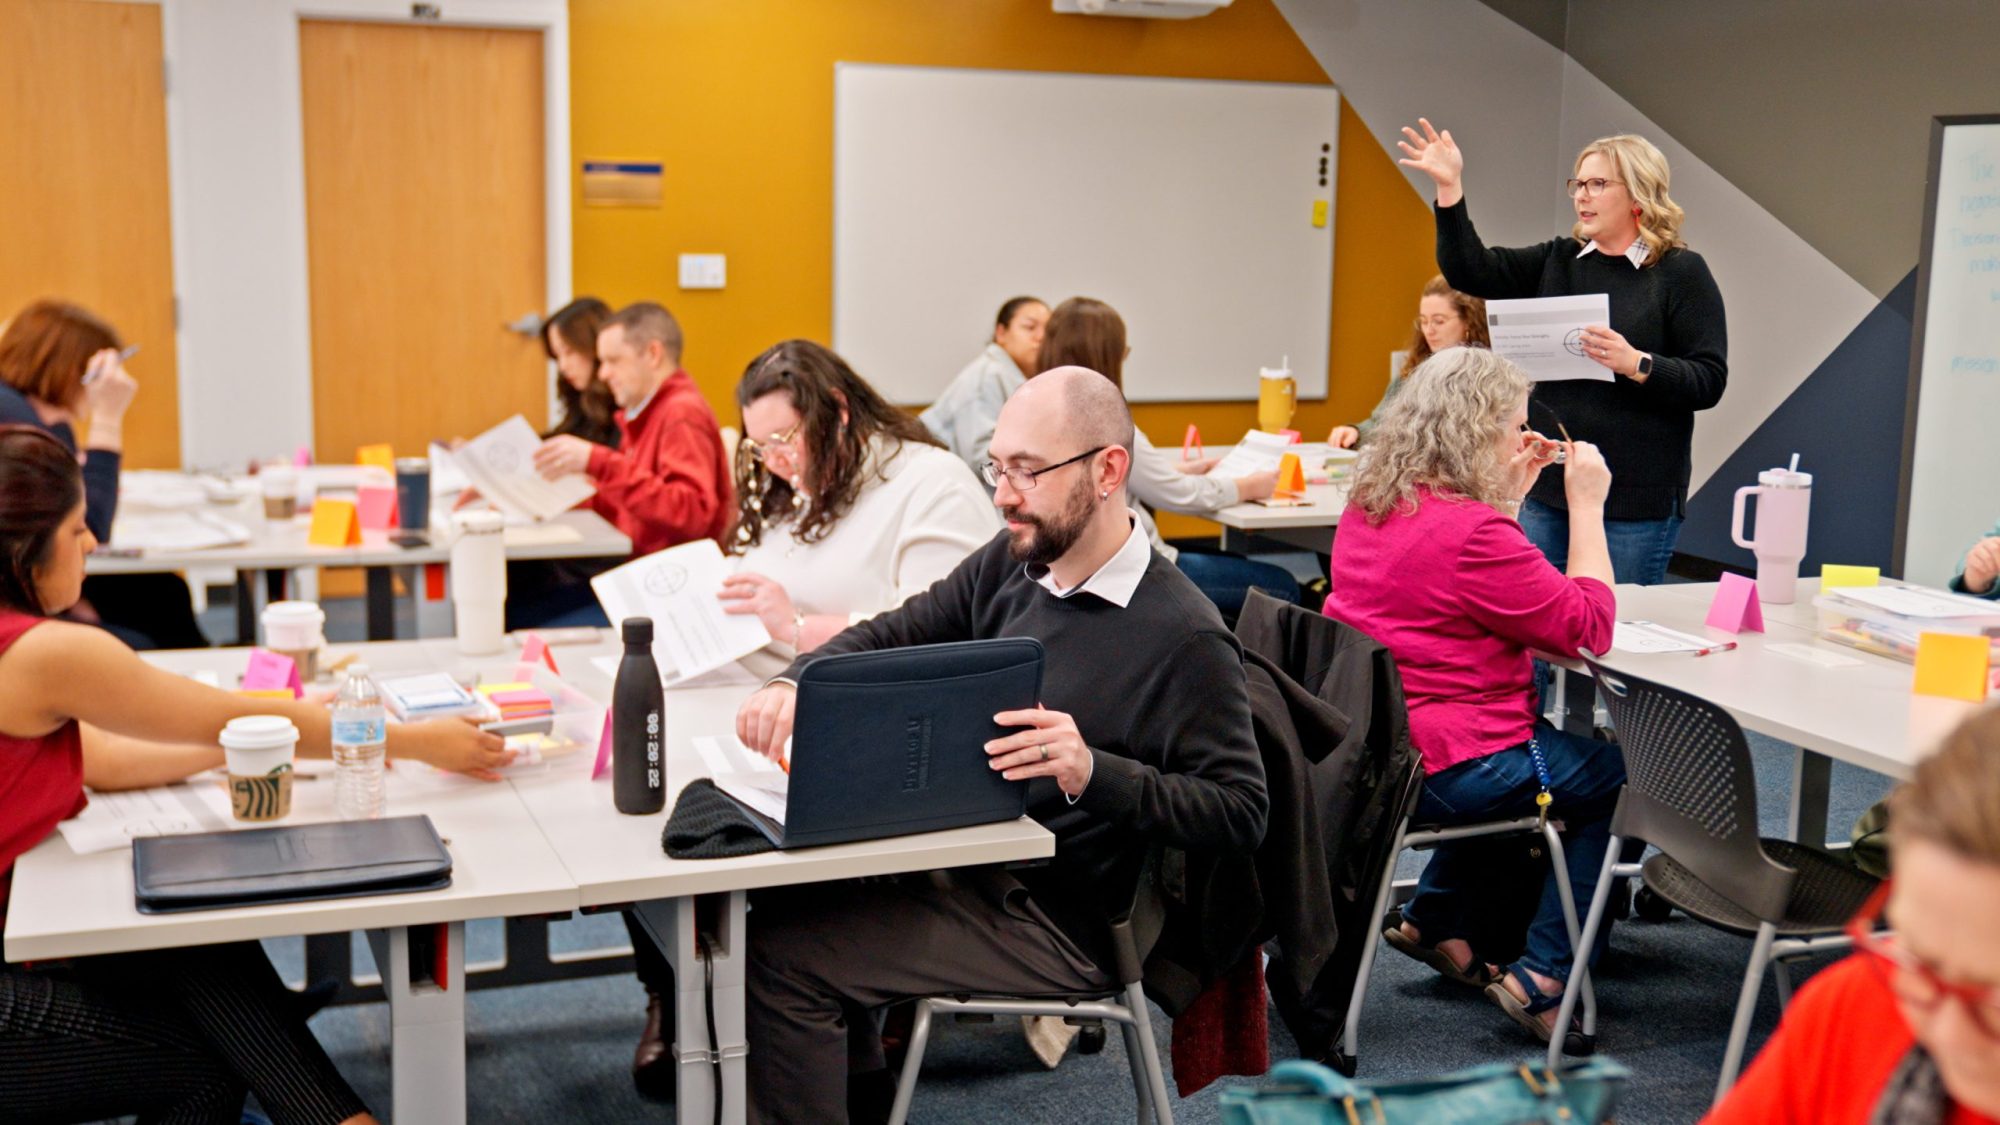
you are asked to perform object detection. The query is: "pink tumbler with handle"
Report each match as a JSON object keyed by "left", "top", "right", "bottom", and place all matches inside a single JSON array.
[{"left": 1731, "top": 467, "right": 1813, "bottom": 604}]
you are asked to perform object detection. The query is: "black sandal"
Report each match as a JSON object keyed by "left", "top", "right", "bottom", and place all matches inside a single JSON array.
[{"left": 1382, "top": 916, "right": 1499, "bottom": 988}]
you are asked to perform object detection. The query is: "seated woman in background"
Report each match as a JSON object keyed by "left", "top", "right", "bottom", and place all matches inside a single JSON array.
[
  {"left": 1321, "top": 347, "right": 1625, "bottom": 1043},
  {"left": 1951, "top": 520, "right": 2000, "bottom": 600},
  {"left": 0, "top": 425, "right": 509, "bottom": 1125},
  {"left": 541, "top": 296, "right": 620, "bottom": 448},
  {"left": 618, "top": 339, "right": 997, "bottom": 1098},
  {"left": 920, "top": 295, "right": 1048, "bottom": 475},
  {"left": 1328, "top": 274, "right": 1488, "bottom": 449},
  {"left": 0, "top": 299, "right": 204, "bottom": 649},
  {"left": 1034, "top": 296, "right": 1292, "bottom": 619},
  {"left": 1708, "top": 706, "right": 2000, "bottom": 1124}
]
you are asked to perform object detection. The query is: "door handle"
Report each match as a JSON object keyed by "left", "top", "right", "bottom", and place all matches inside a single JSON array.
[{"left": 505, "top": 312, "right": 543, "bottom": 337}]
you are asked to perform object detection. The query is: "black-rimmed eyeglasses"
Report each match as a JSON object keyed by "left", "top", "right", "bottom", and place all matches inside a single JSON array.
[{"left": 979, "top": 446, "right": 1106, "bottom": 492}]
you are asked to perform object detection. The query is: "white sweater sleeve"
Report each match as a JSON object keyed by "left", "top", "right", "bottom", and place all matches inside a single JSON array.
[
  {"left": 1125, "top": 431, "right": 1238, "bottom": 516},
  {"left": 889, "top": 454, "right": 1004, "bottom": 606}
]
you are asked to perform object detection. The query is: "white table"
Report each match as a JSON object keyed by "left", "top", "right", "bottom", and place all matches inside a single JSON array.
[
  {"left": 1182, "top": 443, "right": 1348, "bottom": 554},
  {"left": 1566, "top": 578, "right": 1990, "bottom": 844},
  {"left": 5, "top": 754, "right": 578, "bottom": 1124},
  {"left": 8, "top": 637, "right": 1054, "bottom": 1125},
  {"left": 510, "top": 652, "right": 1057, "bottom": 1125},
  {"left": 88, "top": 501, "right": 629, "bottom": 643}
]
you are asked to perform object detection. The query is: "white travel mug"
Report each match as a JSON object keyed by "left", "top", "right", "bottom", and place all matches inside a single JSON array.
[
  {"left": 450, "top": 510, "right": 507, "bottom": 655},
  {"left": 1731, "top": 468, "right": 1813, "bottom": 604}
]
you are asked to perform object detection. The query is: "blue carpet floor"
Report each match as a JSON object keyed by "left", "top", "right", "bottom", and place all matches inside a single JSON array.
[{"left": 196, "top": 592, "right": 1894, "bottom": 1123}]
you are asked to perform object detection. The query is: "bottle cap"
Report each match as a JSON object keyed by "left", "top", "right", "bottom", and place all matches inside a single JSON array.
[
  {"left": 347, "top": 662, "right": 370, "bottom": 678},
  {"left": 622, "top": 617, "right": 654, "bottom": 646}
]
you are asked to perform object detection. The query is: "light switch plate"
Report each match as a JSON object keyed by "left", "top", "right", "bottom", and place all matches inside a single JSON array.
[{"left": 678, "top": 253, "right": 726, "bottom": 289}]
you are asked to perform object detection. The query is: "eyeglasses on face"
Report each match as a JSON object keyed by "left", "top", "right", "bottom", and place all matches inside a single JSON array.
[
  {"left": 738, "top": 422, "right": 803, "bottom": 465},
  {"left": 1565, "top": 177, "right": 1628, "bottom": 199},
  {"left": 979, "top": 446, "right": 1106, "bottom": 492},
  {"left": 1848, "top": 883, "right": 2000, "bottom": 1039}
]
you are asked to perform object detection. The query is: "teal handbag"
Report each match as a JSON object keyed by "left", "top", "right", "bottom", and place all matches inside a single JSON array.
[{"left": 1219, "top": 1057, "right": 1631, "bottom": 1125}]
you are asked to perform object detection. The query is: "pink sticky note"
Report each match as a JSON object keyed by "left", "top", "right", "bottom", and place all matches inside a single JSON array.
[
  {"left": 1182, "top": 424, "right": 1203, "bottom": 461},
  {"left": 1277, "top": 428, "right": 1302, "bottom": 444},
  {"left": 356, "top": 485, "right": 398, "bottom": 530},
  {"left": 293, "top": 446, "right": 313, "bottom": 467},
  {"left": 591, "top": 710, "right": 614, "bottom": 780},
  {"left": 520, "top": 632, "right": 559, "bottom": 674},
  {"left": 243, "top": 648, "right": 304, "bottom": 698},
  {"left": 1704, "top": 572, "right": 1766, "bottom": 634}
]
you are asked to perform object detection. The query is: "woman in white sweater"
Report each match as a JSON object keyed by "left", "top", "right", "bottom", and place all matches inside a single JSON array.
[{"left": 720, "top": 339, "right": 1000, "bottom": 664}]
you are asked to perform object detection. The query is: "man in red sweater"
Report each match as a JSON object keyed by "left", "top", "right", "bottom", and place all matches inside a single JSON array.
[
  {"left": 507, "top": 302, "right": 732, "bottom": 629},
  {"left": 532, "top": 302, "right": 732, "bottom": 556}
]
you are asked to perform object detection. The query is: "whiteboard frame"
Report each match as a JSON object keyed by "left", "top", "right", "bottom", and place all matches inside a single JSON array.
[
  {"left": 831, "top": 63, "right": 1338, "bottom": 405},
  {"left": 1895, "top": 113, "right": 2000, "bottom": 582}
]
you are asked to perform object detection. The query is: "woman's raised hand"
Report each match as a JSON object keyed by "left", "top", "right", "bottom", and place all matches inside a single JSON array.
[{"left": 1396, "top": 118, "right": 1464, "bottom": 206}]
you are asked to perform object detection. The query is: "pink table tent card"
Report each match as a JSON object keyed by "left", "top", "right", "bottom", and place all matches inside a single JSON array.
[
  {"left": 356, "top": 485, "right": 399, "bottom": 530},
  {"left": 1705, "top": 572, "right": 1766, "bottom": 634},
  {"left": 519, "top": 632, "right": 559, "bottom": 674},
  {"left": 243, "top": 649, "right": 304, "bottom": 698},
  {"left": 591, "top": 710, "right": 614, "bottom": 780}
]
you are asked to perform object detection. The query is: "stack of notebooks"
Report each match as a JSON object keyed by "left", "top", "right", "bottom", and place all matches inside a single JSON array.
[
  {"left": 375, "top": 673, "right": 484, "bottom": 722},
  {"left": 475, "top": 682, "right": 554, "bottom": 722}
]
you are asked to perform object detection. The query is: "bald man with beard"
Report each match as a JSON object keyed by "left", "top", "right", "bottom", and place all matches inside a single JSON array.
[{"left": 732, "top": 367, "right": 1268, "bottom": 1123}]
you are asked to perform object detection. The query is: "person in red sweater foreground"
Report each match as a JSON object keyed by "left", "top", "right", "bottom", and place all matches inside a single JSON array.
[
  {"left": 509, "top": 301, "right": 733, "bottom": 628},
  {"left": 1707, "top": 707, "right": 2000, "bottom": 1124}
]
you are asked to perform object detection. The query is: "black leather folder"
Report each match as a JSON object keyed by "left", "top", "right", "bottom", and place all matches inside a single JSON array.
[
  {"left": 726, "top": 637, "right": 1043, "bottom": 849},
  {"left": 132, "top": 815, "right": 453, "bottom": 914}
]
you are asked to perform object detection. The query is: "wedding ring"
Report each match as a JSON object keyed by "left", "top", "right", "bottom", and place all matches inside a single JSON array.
[{"left": 1040, "top": 743, "right": 1050, "bottom": 762}]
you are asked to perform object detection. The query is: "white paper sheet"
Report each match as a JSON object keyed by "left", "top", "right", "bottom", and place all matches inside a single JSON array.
[
  {"left": 1611, "top": 620, "right": 1715, "bottom": 654},
  {"left": 427, "top": 441, "right": 471, "bottom": 497},
  {"left": 592, "top": 655, "right": 759, "bottom": 691},
  {"left": 455, "top": 416, "right": 596, "bottom": 522},
  {"left": 109, "top": 511, "right": 252, "bottom": 553},
  {"left": 1209, "top": 431, "right": 1351, "bottom": 480},
  {"left": 692, "top": 734, "right": 790, "bottom": 824},
  {"left": 58, "top": 782, "right": 234, "bottom": 854},
  {"left": 503, "top": 523, "right": 584, "bottom": 548},
  {"left": 1486, "top": 295, "right": 1614, "bottom": 383},
  {"left": 1830, "top": 585, "right": 2000, "bottom": 620},
  {"left": 1765, "top": 642, "right": 1865, "bottom": 669},
  {"left": 591, "top": 541, "right": 773, "bottom": 684}
]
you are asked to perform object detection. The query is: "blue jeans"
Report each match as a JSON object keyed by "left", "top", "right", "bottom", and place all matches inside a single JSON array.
[
  {"left": 1174, "top": 550, "right": 1301, "bottom": 619},
  {"left": 1402, "top": 724, "right": 1626, "bottom": 980},
  {"left": 1517, "top": 498, "right": 1682, "bottom": 586}
]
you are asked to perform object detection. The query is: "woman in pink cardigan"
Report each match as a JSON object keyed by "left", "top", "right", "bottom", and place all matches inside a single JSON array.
[{"left": 1323, "top": 346, "right": 1624, "bottom": 1042}]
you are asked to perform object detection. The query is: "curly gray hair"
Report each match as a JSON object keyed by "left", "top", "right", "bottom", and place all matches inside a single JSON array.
[{"left": 1347, "top": 346, "right": 1530, "bottom": 523}]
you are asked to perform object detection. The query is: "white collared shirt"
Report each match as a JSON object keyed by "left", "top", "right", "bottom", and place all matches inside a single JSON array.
[
  {"left": 1027, "top": 510, "right": 1151, "bottom": 607},
  {"left": 1576, "top": 236, "right": 1649, "bottom": 268}
]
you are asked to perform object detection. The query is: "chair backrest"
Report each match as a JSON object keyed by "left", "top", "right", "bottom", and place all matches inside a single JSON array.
[
  {"left": 1582, "top": 654, "right": 1797, "bottom": 922},
  {"left": 1109, "top": 846, "right": 1166, "bottom": 987}
]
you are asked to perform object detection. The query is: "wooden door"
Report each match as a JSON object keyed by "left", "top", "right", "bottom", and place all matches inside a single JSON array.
[
  {"left": 0, "top": 0, "right": 181, "bottom": 469},
  {"left": 299, "top": 20, "right": 547, "bottom": 461}
]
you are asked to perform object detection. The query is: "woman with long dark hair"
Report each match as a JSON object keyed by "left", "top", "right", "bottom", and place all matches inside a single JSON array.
[
  {"left": 540, "top": 297, "right": 619, "bottom": 447},
  {"left": 0, "top": 425, "right": 508, "bottom": 1124}
]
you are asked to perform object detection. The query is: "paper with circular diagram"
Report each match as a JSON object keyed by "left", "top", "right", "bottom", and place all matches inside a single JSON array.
[
  {"left": 1486, "top": 294, "right": 1614, "bottom": 383},
  {"left": 589, "top": 540, "right": 773, "bottom": 684},
  {"left": 456, "top": 415, "right": 597, "bottom": 522}
]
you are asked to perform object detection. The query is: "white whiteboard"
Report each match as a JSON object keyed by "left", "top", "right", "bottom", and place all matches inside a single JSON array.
[
  {"left": 833, "top": 65, "right": 1338, "bottom": 404},
  {"left": 1901, "top": 118, "right": 2000, "bottom": 585}
]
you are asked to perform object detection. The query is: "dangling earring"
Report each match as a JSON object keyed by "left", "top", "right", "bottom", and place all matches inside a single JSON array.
[
  {"left": 790, "top": 476, "right": 809, "bottom": 515},
  {"left": 1631, "top": 206, "right": 1641, "bottom": 217}
]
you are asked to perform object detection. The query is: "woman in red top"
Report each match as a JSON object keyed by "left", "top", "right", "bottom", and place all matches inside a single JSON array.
[
  {"left": 0, "top": 425, "right": 508, "bottom": 1124},
  {"left": 1708, "top": 707, "right": 2000, "bottom": 1124}
]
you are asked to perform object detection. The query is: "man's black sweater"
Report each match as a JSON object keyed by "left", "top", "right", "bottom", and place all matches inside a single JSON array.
[
  {"left": 1436, "top": 199, "right": 1729, "bottom": 520},
  {"left": 781, "top": 529, "right": 1268, "bottom": 961}
]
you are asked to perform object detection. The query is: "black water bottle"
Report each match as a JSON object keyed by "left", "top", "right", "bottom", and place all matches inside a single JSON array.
[{"left": 613, "top": 617, "right": 666, "bottom": 814}]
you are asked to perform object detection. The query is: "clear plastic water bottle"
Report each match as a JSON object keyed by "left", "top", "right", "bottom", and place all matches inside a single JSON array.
[{"left": 331, "top": 663, "right": 388, "bottom": 820}]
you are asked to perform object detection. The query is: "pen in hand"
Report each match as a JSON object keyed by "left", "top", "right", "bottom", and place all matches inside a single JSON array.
[{"left": 81, "top": 345, "right": 139, "bottom": 387}]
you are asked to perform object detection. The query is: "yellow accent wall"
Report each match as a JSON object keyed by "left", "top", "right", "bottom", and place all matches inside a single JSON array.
[{"left": 570, "top": 0, "right": 1436, "bottom": 538}]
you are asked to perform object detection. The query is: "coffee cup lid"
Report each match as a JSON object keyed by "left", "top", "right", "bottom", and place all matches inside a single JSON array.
[
  {"left": 1758, "top": 468, "right": 1813, "bottom": 488},
  {"left": 220, "top": 714, "right": 300, "bottom": 752},
  {"left": 454, "top": 510, "right": 505, "bottom": 533},
  {"left": 263, "top": 600, "right": 325, "bottom": 624}
]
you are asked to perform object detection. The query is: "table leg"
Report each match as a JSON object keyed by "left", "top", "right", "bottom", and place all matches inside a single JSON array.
[
  {"left": 632, "top": 892, "right": 749, "bottom": 1125},
  {"left": 365, "top": 567, "right": 396, "bottom": 641},
  {"left": 234, "top": 570, "right": 258, "bottom": 646},
  {"left": 367, "top": 921, "right": 467, "bottom": 1125},
  {"left": 1787, "top": 748, "right": 1833, "bottom": 846},
  {"left": 1556, "top": 667, "right": 1596, "bottom": 737}
]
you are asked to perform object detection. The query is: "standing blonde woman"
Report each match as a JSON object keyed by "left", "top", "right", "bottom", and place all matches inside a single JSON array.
[
  {"left": 1329, "top": 275, "right": 1488, "bottom": 450},
  {"left": 1322, "top": 348, "right": 1626, "bottom": 1043},
  {"left": 1398, "top": 121, "right": 1728, "bottom": 584}
]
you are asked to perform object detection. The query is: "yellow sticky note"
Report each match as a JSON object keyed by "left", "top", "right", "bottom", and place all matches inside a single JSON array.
[
  {"left": 1275, "top": 452, "right": 1306, "bottom": 497},
  {"left": 1914, "top": 632, "right": 1991, "bottom": 703},
  {"left": 235, "top": 688, "right": 296, "bottom": 700},
  {"left": 477, "top": 682, "right": 534, "bottom": 698},
  {"left": 356, "top": 443, "right": 396, "bottom": 475},
  {"left": 1311, "top": 200, "right": 1329, "bottom": 228},
  {"left": 1821, "top": 565, "right": 1881, "bottom": 589},
  {"left": 308, "top": 498, "right": 362, "bottom": 546}
]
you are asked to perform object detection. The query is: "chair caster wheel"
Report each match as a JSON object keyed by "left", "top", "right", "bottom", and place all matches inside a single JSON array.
[
  {"left": 1634, "top": 886, "right": 1673, "bottom": 922},
  {"left": 1331, "top": 1052, "right": 1357, "bottom": 1077},
  {"left": 1562, "top": 1030, "right": 1597, "bottom": 1057},
  {"left": 1076, "top": 1023, "right": 1107, "bottom": 1055}
]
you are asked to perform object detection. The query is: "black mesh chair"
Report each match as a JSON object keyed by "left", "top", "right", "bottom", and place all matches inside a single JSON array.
[
  {"left": 886, "top": 852, "right": 1172, "bottom": 1125},
  {"left": 1547, "top": 655, "right": 1881, "bottom": 1102}
]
